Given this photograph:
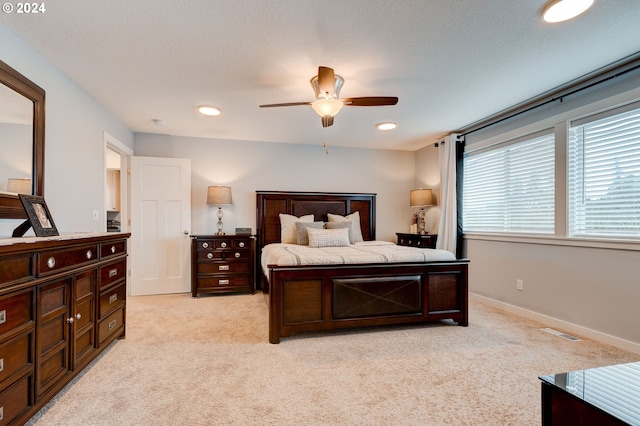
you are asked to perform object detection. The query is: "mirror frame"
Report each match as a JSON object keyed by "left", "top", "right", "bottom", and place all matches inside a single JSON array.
[{"left": 0, "top": 59, "right": 45, "bottom": 219}]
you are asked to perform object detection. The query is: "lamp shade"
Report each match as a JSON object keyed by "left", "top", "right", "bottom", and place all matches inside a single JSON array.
[
  {"left": 7, "top": 178, "right": 32, "bottom": 194},
  {"left": 207, "top": 186, "right": 232, "bottom": 205},
  {"left": 410, "top": 188, "right": 433, "bottom": 207}
]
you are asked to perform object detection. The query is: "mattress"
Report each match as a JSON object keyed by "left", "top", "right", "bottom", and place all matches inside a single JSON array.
[{"left": 261, "top": 240, "right": 456, "bottom": 277}]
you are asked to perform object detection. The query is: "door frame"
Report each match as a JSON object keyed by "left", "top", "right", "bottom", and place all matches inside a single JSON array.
[{"left": 104, "top": 132, "right": 133, "bottom": 295}]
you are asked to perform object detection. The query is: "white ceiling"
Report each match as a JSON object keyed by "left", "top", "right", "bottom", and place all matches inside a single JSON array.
[{"left": 2, "top": 0, "right": 640, "bottom": 151}]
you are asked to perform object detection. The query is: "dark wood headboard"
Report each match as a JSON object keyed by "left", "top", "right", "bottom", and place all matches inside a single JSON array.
[{"left": 256, "top": 191, "right": 376, "bottom": 251}]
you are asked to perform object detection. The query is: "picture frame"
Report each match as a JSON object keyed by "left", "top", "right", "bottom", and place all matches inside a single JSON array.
[{"left": 18, "top": 194, "right": 59, "bottom": 237}]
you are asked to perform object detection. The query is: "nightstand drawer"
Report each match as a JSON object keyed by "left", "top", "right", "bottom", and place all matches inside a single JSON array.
[
  {"left": 198, "top": 262, "right": 249, "bottom": 274},
  {"left": 197, "top": 250, "right": 224, "bottom": 261},
  {"left": 197, "top": 276, "right": 250, "bottom": 288},
  {"left": 396, "top": 233, "right": 437, "bottom": 249},
  {"left": 197, "top": 249, "right": 250, "bottom": 261}
]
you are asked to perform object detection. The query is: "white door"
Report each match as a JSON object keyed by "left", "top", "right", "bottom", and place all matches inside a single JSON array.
[{"left": 130, "top": 156, "right": 191, "bottom": 296}]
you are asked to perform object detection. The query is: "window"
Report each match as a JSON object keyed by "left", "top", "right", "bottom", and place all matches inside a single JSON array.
[
  {"left": 463, "top": 132, "right": 555, "bottom": 234},
  {"left": 568, "top": 103, "right": 640, "bottom": 239}
]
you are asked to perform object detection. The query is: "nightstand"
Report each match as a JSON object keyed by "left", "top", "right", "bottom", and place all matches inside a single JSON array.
[
  {"left": 191, "top": 235, "right": 255, "bottom": 297},
  {"left": 396, "top": 233, "right": 437, "bottom": 249}
]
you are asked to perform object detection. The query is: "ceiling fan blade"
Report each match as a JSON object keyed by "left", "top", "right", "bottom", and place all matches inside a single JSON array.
[
  {"left": 317, "top": 66, "right": 336, "bottom": 97},
  {"left": 341, "top": 97, "right": 398, "bottom": 106},
  {"left": 259, "top": 101, "right": 312, "bottom": 108},
  {"left": 321, "top": 116, "right": 334, "bottom": 127}
]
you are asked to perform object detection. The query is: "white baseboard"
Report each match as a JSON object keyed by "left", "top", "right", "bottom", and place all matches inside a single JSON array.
[{"left": 470, "top": 293, "right": 640, "bottom": 355}]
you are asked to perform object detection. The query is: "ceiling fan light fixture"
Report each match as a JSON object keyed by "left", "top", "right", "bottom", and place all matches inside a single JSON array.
[
  {"left": 198, "top": 105, "right": 221, "bottom": 116},
  {"left": 311, "top": 98, "right": 344, "bottom": 118},
  {"left": 542, "top": 0, "right": 594, "bottom": 23},
  {"left": 376, "top": 122, "right": 397, "bottom": 130}
]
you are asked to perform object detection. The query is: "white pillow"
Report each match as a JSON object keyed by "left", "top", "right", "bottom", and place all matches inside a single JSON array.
[
  {"left": 279, "top": 213, "right": 314, "bottom": 244},
  {"left": 307, "top": 227, "right": 351, "bottom": 248},
  {"left": 324, "top": 221, "right": 354, "bottom": 244},
  {"left": 295, "top": 221, "right": 324, "bottom": 245},
  {"left": 327, "top": 211, "right": 364, "bottom": 242}
]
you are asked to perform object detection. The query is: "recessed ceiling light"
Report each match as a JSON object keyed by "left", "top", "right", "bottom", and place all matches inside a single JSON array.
[
  {"left": 542, "top": 0, "right": 594, "bottom": 23},
  {"left": 198, "top": 105, "right": 221, "bottom": 116},
  {"left": 376, "top": 122, "right": 397, "bottom": 131}
]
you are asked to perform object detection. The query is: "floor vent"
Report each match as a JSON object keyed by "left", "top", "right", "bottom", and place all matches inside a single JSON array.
[{"left": 540, "top": 327, "right": 581, "bottom": 341}]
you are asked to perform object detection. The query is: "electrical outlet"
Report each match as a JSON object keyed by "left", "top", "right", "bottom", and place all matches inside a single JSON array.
[
  {"left": 92, "top": 210, "right": 100, "bottom": 221},
  {"left": 516, "top": 279, "right": 524, "bottom": 291}
]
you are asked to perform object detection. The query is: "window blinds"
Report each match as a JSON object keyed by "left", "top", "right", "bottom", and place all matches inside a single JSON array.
[
  {"left": 463, "top": 132, "right": 555, "bottom": 234},
  {"left": 568, "top": 104, "right": 640, "bottom": 238}
]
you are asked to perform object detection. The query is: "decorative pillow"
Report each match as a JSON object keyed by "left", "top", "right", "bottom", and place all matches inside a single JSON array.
[
  {"left": 327, "top": 211, "right": 364, "bottom": 242},
  {"left": 295, "top": 221, "right": 324, "bottom": 245},
  {"left": 279, "top": 214, "right": 313, "bottom": 244},
  {"left": 307, "top": 227, "right": 351, "bottom": 248},
  {"left": 324, "top": 221, "right": 354, "bottom": 244}
]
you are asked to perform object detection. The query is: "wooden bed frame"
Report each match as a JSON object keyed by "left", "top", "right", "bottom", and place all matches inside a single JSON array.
[{"left": 256, "top": 191, "right": 469, "bottom": 344}]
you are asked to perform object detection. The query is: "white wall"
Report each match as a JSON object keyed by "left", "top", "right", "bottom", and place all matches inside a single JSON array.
[
  {"left": 134, "top": 133, "right": 416, "bottom": 241},
  {"left": 0, "top": 23, "right": 134, "bottom": 237}
]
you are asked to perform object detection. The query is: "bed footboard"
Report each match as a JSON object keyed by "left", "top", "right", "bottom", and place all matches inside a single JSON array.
[{"left": 268, "top": 261, "right": 469, "bottom": 344}]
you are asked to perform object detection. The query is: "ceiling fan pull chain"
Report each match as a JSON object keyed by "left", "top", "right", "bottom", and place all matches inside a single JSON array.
[{"left": 324, "top": 128, "right": 329, "bottom": 155}]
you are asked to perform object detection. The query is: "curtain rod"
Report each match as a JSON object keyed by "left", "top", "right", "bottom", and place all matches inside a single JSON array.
[{"left": 456, "top": 51, "right": 640, "bottom": 137}]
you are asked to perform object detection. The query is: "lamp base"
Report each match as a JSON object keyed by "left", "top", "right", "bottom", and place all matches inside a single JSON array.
[
  {"left": 418, "top": 208, "right": 426, "bottom": 235},
  {"left": 216, "top": 207, "right": 225, "bottom": 235}
]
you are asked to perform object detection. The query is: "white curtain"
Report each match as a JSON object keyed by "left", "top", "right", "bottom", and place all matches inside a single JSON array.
[{"left": 436, "top": 133, "right": 459, "bottom": 254}]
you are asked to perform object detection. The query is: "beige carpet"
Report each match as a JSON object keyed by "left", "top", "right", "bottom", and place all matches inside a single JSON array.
[{"left": 27, "top": 292, "right": 637, "bottom": 426}]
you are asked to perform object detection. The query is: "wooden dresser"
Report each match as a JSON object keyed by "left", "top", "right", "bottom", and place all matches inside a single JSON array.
[
  {"left": 0, "top": 232, "right": 129, "bottom": 425},
  {"left": 191, "top": 235, "right": 255, "bottom": 297}
]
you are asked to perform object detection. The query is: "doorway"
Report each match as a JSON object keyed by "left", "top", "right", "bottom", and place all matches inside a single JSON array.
[{"left": 104, "top": 132, "right": 132, "bottom": 234}]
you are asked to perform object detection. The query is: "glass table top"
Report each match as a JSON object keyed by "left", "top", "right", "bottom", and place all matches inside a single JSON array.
[{"left": 540, "top": 361, "right": 640, "bottom": 425}]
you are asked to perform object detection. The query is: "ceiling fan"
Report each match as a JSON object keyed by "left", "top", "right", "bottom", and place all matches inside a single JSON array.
[{"left": 259, "top": 66, "right": 398, "bottom": 127}]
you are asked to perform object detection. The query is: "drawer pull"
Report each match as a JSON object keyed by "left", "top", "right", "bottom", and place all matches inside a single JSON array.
[
  {"left": 76, "top": 313, "right": 82, "bottom": 320},
  {"left": 218, "top": 265, "right": 230, "bottom": 271},
  {"left": 0, "top": 406, "right": 3, "bottom": 421},
  {"left": 109, "top": 268, "right": 118, "bottom": 278},
  {"left": 238, "top": 241, "right": 245, "bottom": 248},
  {"left": 220, "top": 242, "right": 227, "bottom": 248},
  {"left": 111, "top": 245, "right": 116, "bottom": 254},
  {"left": 234, "top": 252, "right": 241, "bottom": 259},
  {"left": 109, "top": 293, "right": 118, "bottom": 304},
  {"left": 109, "top": 319, "right": 117, "bottom": 330},
  {"left": 0, "top": 309, "right": 5, "bottom": 324},
  {"left": 47, "top": 256, "right": 56, "bottom": 269},
  {"left": 66, "top": 316, "right": 74, "bottom": 324},
  {"left": 0, "top": 357, "right": 3, "bottom": 372},
  {"left": 219, "top": 279, "right": 230, "bottom": 285},
  {"left": 86, "top": 250, "right": 93, "bottom": 259},
  {"left": 207, "top": 253, "right": 213, "bottom": 259},
  {"left": 202, "top": 242, "right": 209, "bottom": 249}
]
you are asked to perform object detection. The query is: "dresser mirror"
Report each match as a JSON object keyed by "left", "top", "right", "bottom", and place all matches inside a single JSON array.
[{"left": 0, "top": 59, "right": 45, "bottom": 219}]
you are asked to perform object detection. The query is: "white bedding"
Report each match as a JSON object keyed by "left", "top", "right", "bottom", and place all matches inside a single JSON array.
[{"left": 261, "top": 240, "right": 456, "bottom": 277}]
